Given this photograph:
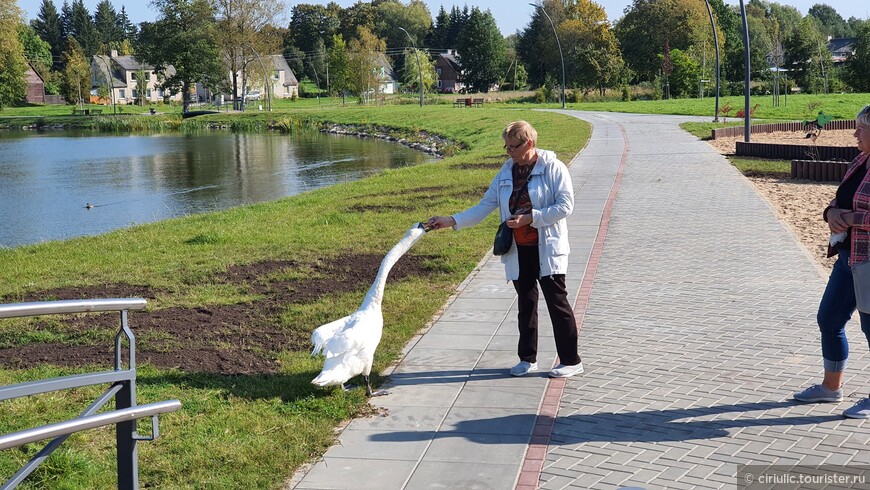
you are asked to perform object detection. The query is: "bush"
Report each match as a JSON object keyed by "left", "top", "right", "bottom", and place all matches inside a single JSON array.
[
  {"left": 534, "top": 84, "right": 555, "bottom": 103},
  {"left": 621, "top": 85, "right": 631, "bottom": 101}
]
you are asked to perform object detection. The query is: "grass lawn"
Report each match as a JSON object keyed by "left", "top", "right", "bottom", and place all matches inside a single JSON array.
[{"left": 0, "top": 105, "right": 590, "bottom": 488}]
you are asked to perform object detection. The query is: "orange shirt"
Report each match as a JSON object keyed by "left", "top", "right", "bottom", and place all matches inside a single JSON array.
[{"left": 510, "top": 163, "right": 538, "bottom": 246}]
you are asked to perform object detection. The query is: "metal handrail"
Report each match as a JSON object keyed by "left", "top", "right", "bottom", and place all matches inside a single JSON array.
[
  {"left": 0, "top": 298, "right": 146, "bottom": 319},
  {"left": 0, "top": 297, "right": 179, "bottom": 490},
  {"left": 0, "top": 400, "right": 181, "bottom": 450}
]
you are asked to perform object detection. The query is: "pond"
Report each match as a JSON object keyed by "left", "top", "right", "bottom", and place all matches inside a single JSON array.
[{"left": 0, "top": 130, "right": 436, "bottom": 248}]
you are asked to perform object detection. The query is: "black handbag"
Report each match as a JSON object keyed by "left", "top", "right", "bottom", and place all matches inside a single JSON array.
[
  {"left": 493, "top": 173, "right": 529, "bottom": 256},
  {"left": 493, "top": 221, "right": 513, "bottom": 256}
]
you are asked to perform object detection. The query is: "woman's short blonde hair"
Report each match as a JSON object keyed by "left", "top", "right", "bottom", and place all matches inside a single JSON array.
[
  {"left": 503, "top": 121, "right": 538, "bottom": 147},
  {"left": 858, "top": 105, "right": 870, "bottom": 128}
]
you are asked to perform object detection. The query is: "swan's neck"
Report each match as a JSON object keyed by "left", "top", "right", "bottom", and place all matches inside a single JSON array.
[{"left": 360, "top": 228, "right": 424, "bottom": 308}]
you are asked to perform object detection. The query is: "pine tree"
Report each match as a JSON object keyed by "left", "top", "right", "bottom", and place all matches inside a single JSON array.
[
  {"left": 31, "top": 0, "right": 64, "bottom": 70},
  {"left": 68, "top": 0, "right": 98, "bottom": 57},
  {"left": 455, "top": 7, "right": 505, "bottom": 93},
  {"left": 93, "top": 0, "right": 122, "bottom": 49}
]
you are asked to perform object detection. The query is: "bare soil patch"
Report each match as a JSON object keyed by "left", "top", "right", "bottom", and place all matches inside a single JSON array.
[{"left": 0, "top": 253, "right": 437, "bottom": 374}]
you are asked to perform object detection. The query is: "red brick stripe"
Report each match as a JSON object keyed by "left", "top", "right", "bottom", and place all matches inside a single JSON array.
[{"left": 516, "top": 121, "right": 630, "bottom": 490}]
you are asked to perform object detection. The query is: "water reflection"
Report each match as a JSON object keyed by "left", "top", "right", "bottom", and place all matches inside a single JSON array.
[{"left": 0, "top": 131, "right": 435, "bottom": 247}]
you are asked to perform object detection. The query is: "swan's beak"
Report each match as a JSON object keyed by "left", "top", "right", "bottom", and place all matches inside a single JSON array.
[{"left": 418, "top": 222, "right": 432, "bottom": 233}]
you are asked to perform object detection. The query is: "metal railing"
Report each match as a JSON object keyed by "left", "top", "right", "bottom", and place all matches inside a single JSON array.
[{"left": 0, "top": 298, "right": 181, "bottom": 489}]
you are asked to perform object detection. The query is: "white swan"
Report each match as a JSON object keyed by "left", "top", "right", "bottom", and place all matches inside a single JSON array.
[{"left": 311, "top": 222, "right": 428, "bottom": 396}]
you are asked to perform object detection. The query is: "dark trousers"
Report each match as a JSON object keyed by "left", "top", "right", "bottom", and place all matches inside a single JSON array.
[{"left": 512, "top": 245, "right": 581, "bottom": 365}]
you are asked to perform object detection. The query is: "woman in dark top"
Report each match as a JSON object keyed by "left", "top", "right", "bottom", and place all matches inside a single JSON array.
[{"left": 794, "top": 105, "right": 870, "bottom": 419}]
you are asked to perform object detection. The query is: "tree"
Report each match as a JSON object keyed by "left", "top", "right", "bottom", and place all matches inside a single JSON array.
[
  {"left": 93, "top": 0, "right": 122, "bottom": 50},
  {"left": 844, "top": 22, "right": 870, "bottom": 92},
  {"left": 373, "top": 0, "right": 431, "bottom": 55},
  {"left": 666, "top": 48, "right": 700, "bottom": 97},
  {"left": 808, "top": 4, "right": 851, "bottom": 39},
  {"left": 31, "top": 0, "right": 64, "bottom": 70},
  {"left": 556, "top": 0, "right": 627, "bottom": 96},
  {"left": 784, "top": 16, "right": 832, "bottom": 93},
  {"left": 517, "top": 0, "right": 565, "bottom": 89},
  {"left": 67, "top": 0, "right": 98, "bottom": 57},
  {"left": 0, "top": 1, "right": 27, "bottom": 110},
  {"left": 455, "top": 7, "right": 505, "bottom": 93},
  {"left": 214, "top": 0, "right": 286, "bottom": 110},
  {"left": 347, "top": 26, "right": 385, "bottom": 103},
  {"left": 117, "top": 6, "right": 137, "bottom": 40},
  {"left": 400, "top": 47, "right": 435, "bottom": 94},
  {"left": 426, "top": 5, "right": 450, "bottom": 50},
  {"left": 614, "top": 0, "right": 711, "bottom": 82},
  {"left": 59, "top": 37, "right": 90, "bottom": 107},
  {"left": 327, "top": 33, "right": 350, "bottom": 98},
  {"left": 136, "top": 0, "right": 224, "bottom": 113}
]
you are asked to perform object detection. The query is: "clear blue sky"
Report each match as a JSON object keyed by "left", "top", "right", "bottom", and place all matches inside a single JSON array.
[{"left": 16, "top": 0, "right": 870, "bottom": 37}]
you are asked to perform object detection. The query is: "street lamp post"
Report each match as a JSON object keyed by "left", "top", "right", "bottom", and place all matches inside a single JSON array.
[
  {"left": 530, "top": 2, "right": 565, "bottom": 109},
  {"left": 98, "top": 54, "right": 117, "bottom": 115},
  {"left": 399, "top": 27, "right": 424, "bottom": 108},
  {"left": 702, "top": 0, "right": 720, "bottom": 122},
  {"left": 245, "top": 44, "right": 272, "bottom": 112},
  {"left": 739, "top": 0, "right": 751, "bottom": 142}
]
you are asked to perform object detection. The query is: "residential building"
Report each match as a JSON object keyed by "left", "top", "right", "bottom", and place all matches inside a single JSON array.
[
  {"left": 91, "top": 51, "right": 182, "bottom": 105},
  {"left": 24, "top": 62, "right": 46, "bottom": 104},
  {"left": 374, "top": 53, "right": 399, "bottom": 95},
  {"left": 827, "top": 37, "right": 855, "bottom": 66},
  {"left": 434, "top": 50, "right": 464, "bottom": 94}
]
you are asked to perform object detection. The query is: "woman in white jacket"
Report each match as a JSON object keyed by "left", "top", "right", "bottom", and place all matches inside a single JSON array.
[{"left": 426, "top": 121, "right": 583, "bottom": 378}]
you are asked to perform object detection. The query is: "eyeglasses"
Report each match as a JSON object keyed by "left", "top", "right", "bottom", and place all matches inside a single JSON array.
[{"left": 504, "top": 141, "right": 526, "bottom": 152}]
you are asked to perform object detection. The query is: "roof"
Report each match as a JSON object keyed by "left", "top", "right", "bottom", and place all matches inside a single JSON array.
[
  {"left": 268, "top": 55, "right": 298, "bottom": 86},
  {"left": 438, "top": 52, "right": 462, "bottom": 71},
  {"left": 374, "top": 53, "right": 398, "bottom": 81},
  {"left": 827, "top": 38, "right": 855, "bottom": 62},
  {"left": 91, "top": 55, "right": 127, "bottom": 88}
]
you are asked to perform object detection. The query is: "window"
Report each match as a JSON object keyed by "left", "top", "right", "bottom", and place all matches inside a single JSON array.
[
  {"left": 119, "top": 89, "right": 126, "bottom": 98},
  {"left": 437, "top": 80, "right": 442, "bottom": 88},
  {"left": 132, "top": 90, "right": 138, "bottom": 98},
  {"left": 437, "top": 68, "right": 442, "bottom": 76},
  {"left": 146, "top": 89, "right": 152, "bottom": 99},
  {"left": 273, "top": 71, "right": 280, "bottom": 80}
]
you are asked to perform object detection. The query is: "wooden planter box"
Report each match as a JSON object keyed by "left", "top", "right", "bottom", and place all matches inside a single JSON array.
[
  {"left": 738, "top": 141, "right": 858, "bottom": 161},
  {"left": 791, "top": 160, "right": 848, "bottom": 182}
]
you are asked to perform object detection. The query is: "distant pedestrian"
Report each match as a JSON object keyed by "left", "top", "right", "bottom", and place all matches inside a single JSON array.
[
  {"left": 426, "top": 121, "right": 583, "bottom": 378},
  {"left": 794, "top": 105, "right": 870, "bottom": 418}
]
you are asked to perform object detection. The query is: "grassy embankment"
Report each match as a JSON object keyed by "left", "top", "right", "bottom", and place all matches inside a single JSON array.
[{"left": 0, "top": 105, "right": 590, "bottom": 488}]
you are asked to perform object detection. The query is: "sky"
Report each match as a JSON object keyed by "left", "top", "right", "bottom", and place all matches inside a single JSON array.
[{"left": 16, "top": 0, "right": 870, "bottom": 37}]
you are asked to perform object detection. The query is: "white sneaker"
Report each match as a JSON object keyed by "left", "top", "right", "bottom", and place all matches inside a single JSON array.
[
  {"left": 549, "top": 362, "right": 584, "bottom": 378},
  {"left": 510, "top": 361, "right": 538, "bottom": 377}
]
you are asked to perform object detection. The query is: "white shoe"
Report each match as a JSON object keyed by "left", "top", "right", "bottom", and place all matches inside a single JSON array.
[
  {"left": 549, "top": 362, "right": 584, "bottom": 378},
  {"left": 510, "top": 361, "right": 538, "bottom": 377}
]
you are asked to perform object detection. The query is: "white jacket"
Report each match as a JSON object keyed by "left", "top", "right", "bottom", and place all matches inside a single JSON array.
[{"left": 452, "top": 149, "right": 574, "bottom": 281}]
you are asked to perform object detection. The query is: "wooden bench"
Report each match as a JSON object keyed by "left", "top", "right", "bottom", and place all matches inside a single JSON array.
[
  {"left": 472, "top": 98, "right": 485, "bottom": 107},
  {"left": 453, "top": 98, "right": 466, "bottom": 108}
]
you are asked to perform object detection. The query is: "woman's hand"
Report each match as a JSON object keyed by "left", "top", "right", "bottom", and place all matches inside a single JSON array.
[
  {"left": 506, "top": 214, "right": 532, "bottom": 228},
  {"left": 828, "top": 208, "right": 851, "bottom": 233},
  {"left": 425, "top": 216, "right": 456, "bottom": 231}
]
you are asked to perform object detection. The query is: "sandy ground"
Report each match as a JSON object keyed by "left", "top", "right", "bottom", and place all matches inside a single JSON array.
[{"left": 709, "top": 128, "right": 858, "bottom": 271}]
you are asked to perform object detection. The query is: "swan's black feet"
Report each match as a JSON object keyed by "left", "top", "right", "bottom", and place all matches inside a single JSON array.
[{"left": 364, "top": 376, "right": 390, "bottom": 397}]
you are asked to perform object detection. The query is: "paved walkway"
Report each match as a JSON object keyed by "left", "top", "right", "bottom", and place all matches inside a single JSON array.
[{"left": 290, "top": 111, "right": 870, "bottom": 489}]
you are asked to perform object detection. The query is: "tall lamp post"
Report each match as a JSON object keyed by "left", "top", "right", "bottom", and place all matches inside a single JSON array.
[
  {"left": 702, "top": 0, "right": 720, "bottom": 122},
  {"left": 530, "top": 2, "right": 565, "bottom": 109},
  {"left": 399, "top": 27, "right": 424, "bottom": 108},
  {"left": 739, "top": 0, "right": 751, "bottom": 142},
  {"left": 98, "top": 54, "right": 117, "bottom": 115},
  {"left": 244, "top": 44, "right": 272, "bottom": 112}
]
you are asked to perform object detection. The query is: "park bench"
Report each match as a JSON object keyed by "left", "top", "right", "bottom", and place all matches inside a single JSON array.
[
  {"left": 453, "top": 98, "right": 466, "bottom": 108},
  {"left": 71, "top": 109, "right": 103, "bottom": 116},
  {"left": 472, "top": 98, "right": 485, "bottom": 107},
  {"left": 0, "top": 298, "right": 181, "bottom": 489}
]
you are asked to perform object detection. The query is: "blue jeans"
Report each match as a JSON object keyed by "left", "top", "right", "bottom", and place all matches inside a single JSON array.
[{"left": 817, "top": 250, "right": 870, "bottom": 372}]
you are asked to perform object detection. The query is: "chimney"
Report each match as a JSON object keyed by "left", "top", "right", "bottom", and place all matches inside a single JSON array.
[{"left": 110, "top": 50, "right": 118, "bottom": 58}]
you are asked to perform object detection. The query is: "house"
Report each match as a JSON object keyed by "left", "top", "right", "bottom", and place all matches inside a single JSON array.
[
  {"left": 24, "top": 62, "right": 46, "bottom": 104},
  {"left": 827, "top": 37, "right": 855, "bottom": 66},
  {"left": 214, "top": 55, "right": 300, "bottom": 103},
  {"left": 91, "top": 50, "right": 183, "bottom": 105},
  {"left": 374, "top": 53, "right": 399, "bottom": 95},
  {"left": 434, "top": 50, "right": 464, "bottom": 94}
]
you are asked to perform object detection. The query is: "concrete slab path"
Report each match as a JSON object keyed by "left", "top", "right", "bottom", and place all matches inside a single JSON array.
[{"left": 289, "top": 111, "right": 870, "bottom": 490}]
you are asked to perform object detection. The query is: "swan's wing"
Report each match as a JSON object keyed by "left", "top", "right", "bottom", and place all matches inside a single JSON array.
[{"left": 310, "top": 314, "right": 353, "bottom": 356}]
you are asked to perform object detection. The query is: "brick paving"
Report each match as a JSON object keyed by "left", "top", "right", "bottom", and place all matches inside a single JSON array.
[{"left": 290, "top": 111, "right": 870, "bottom": 490}]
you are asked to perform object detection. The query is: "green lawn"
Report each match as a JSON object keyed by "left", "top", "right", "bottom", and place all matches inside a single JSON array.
[{"left": 0, "top": 105, "right": 591, "bottom": 488}]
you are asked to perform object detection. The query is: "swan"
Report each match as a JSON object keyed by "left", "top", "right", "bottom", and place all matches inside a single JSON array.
[{"left": 311, "top": 222, "right": 429, "bottom": 396}]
